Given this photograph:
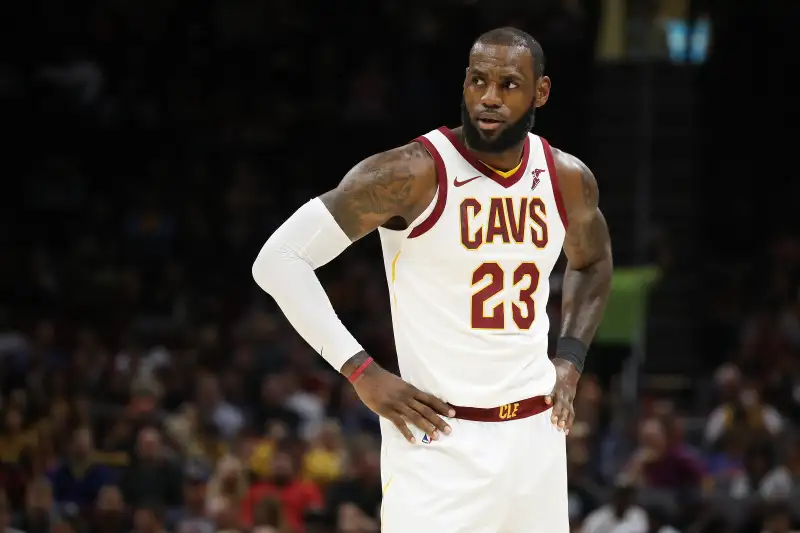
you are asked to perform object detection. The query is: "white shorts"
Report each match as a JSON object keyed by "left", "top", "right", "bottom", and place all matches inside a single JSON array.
[{"left": 379, "top": 407, "right": 568, "bottom": 533}]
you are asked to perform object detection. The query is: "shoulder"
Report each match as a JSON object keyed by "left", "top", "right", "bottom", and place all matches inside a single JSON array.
[
  {"left": 320, "top": 141, "right": 438, "bottom": 239},
  {"left": 549, "top": 147, "right": 596, "bottom": 195},
  {"left": 325, "top": 141, "right": 437, "bottom": 204},
  {"left": 354, "top": 142, "right": 436, "bottom": 182},
  {"left": 548, "top": 146, "right": 599, "bottom": 219}
]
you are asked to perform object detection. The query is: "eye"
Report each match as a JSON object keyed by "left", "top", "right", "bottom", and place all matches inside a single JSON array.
[
  {"left": 503, "top": 81, "right": 519, "bottom": 90},
  {"left": 471, "top": 76, "right": 485, "bottom": 86}
]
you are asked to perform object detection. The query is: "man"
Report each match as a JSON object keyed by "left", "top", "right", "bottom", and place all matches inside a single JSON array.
[
  {"left": 252, "top": 27, "right": 612, "bottom": 533},
  {"left": 581, "top": 481, "right": 647, "bottom": 533}
]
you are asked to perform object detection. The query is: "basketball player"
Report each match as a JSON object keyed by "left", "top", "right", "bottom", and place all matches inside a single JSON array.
[{"left": 252, "top": 27, "right": 612, "bottom": 533}]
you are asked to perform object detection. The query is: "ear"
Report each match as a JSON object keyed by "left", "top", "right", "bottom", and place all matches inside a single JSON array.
[{"left": 534, "top": 76, "right": 551, "bottom": 108}]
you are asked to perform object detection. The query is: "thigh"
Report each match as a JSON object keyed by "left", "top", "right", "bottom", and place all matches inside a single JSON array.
[
  {"left": 507, "top": 409, "right": 569, "bottom": 533},
  {"left": 379, "top": 417, "right": 512, "bottom": 533}
]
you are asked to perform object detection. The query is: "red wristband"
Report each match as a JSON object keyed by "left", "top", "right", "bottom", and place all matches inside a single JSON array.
[{"left": 348, "top": 357, "right": 374, "bottom": 383}]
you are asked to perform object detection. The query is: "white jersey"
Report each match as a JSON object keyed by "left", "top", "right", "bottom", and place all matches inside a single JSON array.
[{"left": 378, "top": 126, "right": 568, "bottom": 408}]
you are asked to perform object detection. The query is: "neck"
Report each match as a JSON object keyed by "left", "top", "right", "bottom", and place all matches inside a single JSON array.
[{"left": 457, "top": 127, "right": 525, "bottom": 171}]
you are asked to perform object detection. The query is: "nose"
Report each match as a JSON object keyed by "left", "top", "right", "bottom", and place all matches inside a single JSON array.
[{"left": 480, "top": 82, "right": 502, "bottom": 108}]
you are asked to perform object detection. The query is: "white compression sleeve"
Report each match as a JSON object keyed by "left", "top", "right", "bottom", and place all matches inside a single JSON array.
[{"left": 251, "top": 197, "right": 364, "bottom": 372}]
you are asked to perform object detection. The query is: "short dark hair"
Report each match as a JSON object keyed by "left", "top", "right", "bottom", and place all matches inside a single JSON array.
[{"left": 473, "top": 27, "right": 546, "bottom": 78}]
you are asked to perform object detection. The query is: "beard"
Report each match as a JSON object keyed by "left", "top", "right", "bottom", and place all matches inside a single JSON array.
[{"left": 461, "top": 97, "right": 536, "bottom": 154}]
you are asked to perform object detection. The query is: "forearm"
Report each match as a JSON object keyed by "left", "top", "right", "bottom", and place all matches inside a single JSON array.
[
  {"left": 560, "top": 254, "right": 613, "bottom": 345},
  {"left": 252, "top": 198, "right": 364, "bottom": 373}
]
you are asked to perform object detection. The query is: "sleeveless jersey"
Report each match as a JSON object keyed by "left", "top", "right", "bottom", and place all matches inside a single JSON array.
[{"left": 377, "top": 126, "right": 568, "bottom": 408}]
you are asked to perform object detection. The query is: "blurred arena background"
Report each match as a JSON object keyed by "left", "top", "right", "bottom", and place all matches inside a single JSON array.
[{"left": 2, "top": 0, "right": 799, "bottom": 532}]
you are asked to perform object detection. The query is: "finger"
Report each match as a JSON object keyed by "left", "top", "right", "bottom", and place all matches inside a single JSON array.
[
  {"left": 558, "top": 398, "right": 574, "bottom": 430},
  {"left": 551, "top": 399, "right": 568, "bottom": 430},
  {"left": 389, "top": 414, "right": 415, "bottom": 444},
  {"left": 550, "top": 396, "right": 561, "bottom": 426},
  {"left": 410, "top": 399, "right": 452, "bottom": 435},
  {"left": 414, "top": 390, "right": 456, "bottom": 417},
  {"left": 565, "top": 405, "right": 576, "bottom": 433},
  {"left": 557, "top": 399, "right": 571, "bottom": 431},
  {"left": 399, "top": 404, "right": 438, "bottom": 439}
]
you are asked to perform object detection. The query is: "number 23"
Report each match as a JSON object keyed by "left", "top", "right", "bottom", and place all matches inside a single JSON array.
[{"left": 471, "top": 262, "right": 540, "bottom": 330}]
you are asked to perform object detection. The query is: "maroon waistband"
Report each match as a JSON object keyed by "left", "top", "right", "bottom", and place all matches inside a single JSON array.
[{"left": 450, "top": 395, "right": 550, "bottom": 423}]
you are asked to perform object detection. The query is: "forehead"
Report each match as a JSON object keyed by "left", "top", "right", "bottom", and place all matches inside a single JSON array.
[{"left": 469, "top": 43, "right": 533, "bottom": 78}]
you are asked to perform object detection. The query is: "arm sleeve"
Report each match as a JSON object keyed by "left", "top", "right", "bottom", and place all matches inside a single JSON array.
[{"left": 251, "top": 197, "right": 364, "bottom": 372}]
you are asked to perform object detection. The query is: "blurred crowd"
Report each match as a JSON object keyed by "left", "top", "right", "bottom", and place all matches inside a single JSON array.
[{"left": 3, "top": 0, "right": 800, "bottom": 532}]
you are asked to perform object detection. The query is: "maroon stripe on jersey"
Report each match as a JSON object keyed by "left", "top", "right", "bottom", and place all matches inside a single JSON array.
[
  {"left": 438, "top": 127, "right": 531, "bottom": 188},
  {"left": 541, "top": 137, "right": 568, "bottom": 230},
  {"left": 408, "top": 136, "right": 448, "bottom": 239}
]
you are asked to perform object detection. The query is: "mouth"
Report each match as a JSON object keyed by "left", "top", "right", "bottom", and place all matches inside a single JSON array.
[{"left": 476, "top": 114, "right": 506, "bottom": 131}]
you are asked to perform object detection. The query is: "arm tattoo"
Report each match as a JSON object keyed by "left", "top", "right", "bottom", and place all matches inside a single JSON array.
[
  {"left": 560, "top": 159, "right": 613, "bottom": 345},
  {"left": 342, "top": 164, "right": 414, "bottom": 216},
  {"left": 322, "top": 143, "right": 431, "bottom": 241}
]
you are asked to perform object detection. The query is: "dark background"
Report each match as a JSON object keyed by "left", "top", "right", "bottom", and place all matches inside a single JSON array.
[{"left": 1, "top": 1, "right": 799, "bottom": 532}]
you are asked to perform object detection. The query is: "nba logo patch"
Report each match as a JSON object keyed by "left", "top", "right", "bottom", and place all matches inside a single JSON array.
[{"left": 421, "top": 433, "right": 431, "bottom": 444}]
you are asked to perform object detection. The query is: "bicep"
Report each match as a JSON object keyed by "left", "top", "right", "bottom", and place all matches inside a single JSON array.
[
  {"left": 320, "top": 143, "right": 432, "bottom": 241},
  {"left": 563, "top": 208, "right": 611, "bottom": 268},
  {"left": 561, "top": 161, "right": 611, "bottom": 268}
]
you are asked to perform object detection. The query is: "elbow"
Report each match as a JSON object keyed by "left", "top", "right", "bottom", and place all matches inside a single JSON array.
[
  {"left": 252, "top": 236, "right": 310, "bottom": 293},
  {"left": 252, "top": 239, "right": 279, "bottom": 293}
]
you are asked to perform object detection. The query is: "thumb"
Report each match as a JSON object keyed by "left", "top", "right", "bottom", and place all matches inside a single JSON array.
[{"left": 544, "top": 393, "right": 553, "bottom": 404}]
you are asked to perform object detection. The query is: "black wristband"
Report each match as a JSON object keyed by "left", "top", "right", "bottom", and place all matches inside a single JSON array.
[{"left": 555, "top": 337, "right": 587, "bottom": 374}]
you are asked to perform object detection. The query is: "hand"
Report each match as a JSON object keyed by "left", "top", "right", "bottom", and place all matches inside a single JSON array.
[
  {"left": 632, "top": 446, "right": 658, "bottom": 464},
  {"left": 545, "top": 358, "right": 580, "bottom": 434},
  {"left": 351, "top": 361, "right": 454, "bottom": 443}
]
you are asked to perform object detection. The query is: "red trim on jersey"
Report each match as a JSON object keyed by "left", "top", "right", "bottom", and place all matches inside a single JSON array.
[
  {"left": 438, "top": 127, "right": 531, "bottom": 188},
  {"left": 408, "top": 136, "right": 448, "bottom": 239},
  {"left": 541, "top": 137, "right": 568, "bottom": 230}
]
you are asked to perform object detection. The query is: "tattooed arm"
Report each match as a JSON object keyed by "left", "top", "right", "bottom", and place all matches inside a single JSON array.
[
  {"left": 554, "top": 149, "right": 613, "bottom": 345},
  {"left": 252, "top": 142, "right": 452, "bottom": 443},
  {"left": 544, "top": 148, "right": 613, "bottom": 433},
  {"left": 320, "top": 142, "right": 437, "bottom": 242},
  {"left": 253, "top": 141, "right": 436, "bottom": 370}
]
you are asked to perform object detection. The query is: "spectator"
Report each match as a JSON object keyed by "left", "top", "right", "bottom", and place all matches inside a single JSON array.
[
  {"left": 206, "top": 455, "right": 247, "bottom": 520},
  {"left": 325, "top": 437, "right": 381, "bottom": 530},
  {"left": 243, "top": 447, "right": 322, "bottom": 532},
  {"left": 758, "top": 437, "right": 800, "bottom": 501},
  {"left": 196, "top": 375, "right": 244, "bottom": 440},
  {"left": 88, "top": 485, "right": 128, "bottom": 533},
  {"left": 302, "top": 420, "right": 347, "bottom": 487},
  {"left": 132, "top": 504, "right": 169, "bottom": 533},
  {"left": 622, "top": 417, "right": 704, "bottom": 491},
  {"left": 705, "top": 365, "right": 784, "bottom": 447},
  {"left": 15, "top": 477, "right": 58, "bottom": 533},
  {"left": 726, "top": 440, "right": 777, "bottom": 500},
  {"left": 120, "top": 426, "right": 183, "bottom": 508},
  {"left": 48, "top": 427, "right": 113, "bottom": 511},
  {"left": 582, "top": 481, "right": 648, "bottom": 533},
  {"left": 94, "top": 419, "right": 133, "bottom": 475},
  {"left": 251, "top": 496, "right": 290, "bottom": 533},
  {"left": 0, "top": 407, "right": 34, "bottom": 464},
  {"left": 253, "top": 375, "right": 302, "bottom": 437},
  {"left": 171, "top": 465, "right": 214, "bottom": 533},
  {"left": 705, "top": 425, "right": 747, "bottom": 485}
]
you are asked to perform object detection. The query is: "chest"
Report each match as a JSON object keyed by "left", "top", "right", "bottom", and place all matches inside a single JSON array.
[{"left": 428, "top": 171, "right": 566, "bottom": 268}]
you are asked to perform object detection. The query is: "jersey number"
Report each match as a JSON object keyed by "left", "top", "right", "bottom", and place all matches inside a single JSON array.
[{"left": 471, "top": 262, "right": 540, "bottom": 330}]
